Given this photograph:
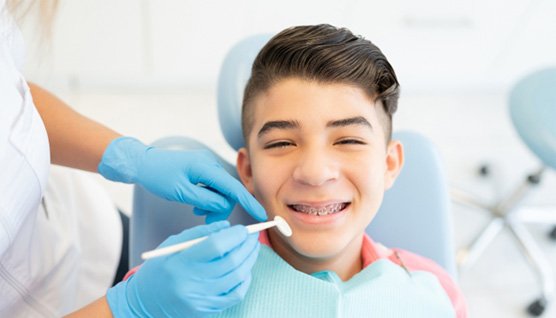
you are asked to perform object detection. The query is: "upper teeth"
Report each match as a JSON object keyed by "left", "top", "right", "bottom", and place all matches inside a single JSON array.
[{"left": 291, "top": 203, "right": 346, "bottom": 216}]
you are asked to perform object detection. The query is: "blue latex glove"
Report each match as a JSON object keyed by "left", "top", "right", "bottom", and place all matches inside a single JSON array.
[
  {"left": 98, "top": 136, "right": 266, "bottom": 222},
  {"left": 107, "top": 221, "right": 260, "bottom": 318}
]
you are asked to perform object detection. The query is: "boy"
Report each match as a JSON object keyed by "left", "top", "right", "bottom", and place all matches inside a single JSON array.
[{"left": 223, "top": 24, "right": 466, "bottom": 317}]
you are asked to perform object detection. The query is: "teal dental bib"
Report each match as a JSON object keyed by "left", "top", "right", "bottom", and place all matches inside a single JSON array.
[{"left": 213, "top": 245, "right": 455, "bottom": 318}]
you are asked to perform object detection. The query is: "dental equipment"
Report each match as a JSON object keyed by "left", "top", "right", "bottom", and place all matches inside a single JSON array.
[{"left": 141, "top": 216, "right": 292, "bottom": 260}]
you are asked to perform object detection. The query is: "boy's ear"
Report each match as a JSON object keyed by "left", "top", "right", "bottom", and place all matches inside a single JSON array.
[
  {"left": 236, "top": 148, "right": 255, "bottom": 194},
  {"left": 384, "top": 140, "right": 404, "bottom": 190}
]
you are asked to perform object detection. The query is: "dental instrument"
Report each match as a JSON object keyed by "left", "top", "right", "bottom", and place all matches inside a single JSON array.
[{"left": 141, "top": 216, "right": 292, "bottom": 260}]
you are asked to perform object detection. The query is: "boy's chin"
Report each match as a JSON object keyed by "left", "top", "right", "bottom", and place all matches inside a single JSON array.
[
  {"left": 268, "top": 226, "right": 363, "bottom": 263},
  {"left": 287, "top": 236, "right": 353, "bottom": 260}
]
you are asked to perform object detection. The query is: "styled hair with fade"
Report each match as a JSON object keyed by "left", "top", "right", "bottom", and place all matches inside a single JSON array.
[{"left": 242, "top": 24, "right": 400, "bottom": 142}]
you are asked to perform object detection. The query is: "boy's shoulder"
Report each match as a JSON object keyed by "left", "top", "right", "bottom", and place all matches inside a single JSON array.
[{"left": 363, "top": 235, "right": 467, "bottom": 318}]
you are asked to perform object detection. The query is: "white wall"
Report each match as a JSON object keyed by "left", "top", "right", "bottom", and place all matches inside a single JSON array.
[{"left": 21, "top": 0, "right": 556, "bottom": 94}]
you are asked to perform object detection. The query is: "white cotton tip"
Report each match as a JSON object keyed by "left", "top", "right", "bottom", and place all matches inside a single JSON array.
[
  {"left": 245, "top": 216, "right": 293, "bottom": 237},
  {"left": 274, "top": 216, "right": 293, "bottom": 237}
]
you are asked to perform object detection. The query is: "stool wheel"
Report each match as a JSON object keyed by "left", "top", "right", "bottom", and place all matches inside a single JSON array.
[
  {"left": 527, "top": 298, "right": 547, "bottom": 316},
  {"left": 478, "top": 164, "right": 490, "bottom": 177},
  {"left": 549, "top": 226, "right": 556, "bottom": 241}
]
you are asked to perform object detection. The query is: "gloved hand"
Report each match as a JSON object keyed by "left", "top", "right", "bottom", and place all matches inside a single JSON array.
[
  {"left": 107, "top": 221, "right": 260, "bottom": 318},
  {"left": 98, "top": 136, "right": 266, "bottom": 222}
]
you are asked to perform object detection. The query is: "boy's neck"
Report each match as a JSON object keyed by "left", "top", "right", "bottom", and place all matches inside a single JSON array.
[{"left": 267, "top": 231, "right": 364, "bottom": 281}]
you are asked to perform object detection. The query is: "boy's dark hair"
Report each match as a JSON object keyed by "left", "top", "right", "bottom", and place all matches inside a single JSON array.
[{"left": 242, "top": 24, "right": 400, "bottom": 141}]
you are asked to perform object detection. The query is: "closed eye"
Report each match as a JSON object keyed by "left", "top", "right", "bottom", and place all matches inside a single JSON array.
[
  {"left": 334, "top": 139, "right": 367, "bottom": 146},
  {"left": 264, "top": 141, "right": 296, "bottom": 149}
]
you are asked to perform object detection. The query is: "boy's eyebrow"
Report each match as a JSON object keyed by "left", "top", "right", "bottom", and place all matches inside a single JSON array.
[
  {"left": 257, "top": 117, "right": 371, "bottom": 138},
  {"left": 326, "top": 116, "right": 373, "bottom": 129},
  {"left": 257, "top": 120, "right": 300, "bottom": 138}
]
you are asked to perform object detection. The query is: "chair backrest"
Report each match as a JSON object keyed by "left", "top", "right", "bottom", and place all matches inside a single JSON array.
[
  {"left": 217, "top": 34, "right": 272, "bottom": 151},
  {"left": 509, "top": 68, "right": 556, "bottom": 170},
  {"left": 130, "top": 35, "right": 457, "bottom": 277},
  {"left": 368, "top": 131, "right": 456, "bottom": 276}
]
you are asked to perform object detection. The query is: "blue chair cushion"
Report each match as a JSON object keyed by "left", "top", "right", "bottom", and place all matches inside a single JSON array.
[{"left": 509, "top": 68, "right": 556, "bottom": 170}]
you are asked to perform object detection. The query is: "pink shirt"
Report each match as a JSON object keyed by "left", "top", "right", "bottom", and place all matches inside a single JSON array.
[{"left": 125, "top": 231, "right": 467, "bottom": 317}]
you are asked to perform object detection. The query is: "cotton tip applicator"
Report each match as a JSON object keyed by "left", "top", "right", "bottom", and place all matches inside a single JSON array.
[{"left": 141, "top": 216, "right": 292, "bottom": 260}]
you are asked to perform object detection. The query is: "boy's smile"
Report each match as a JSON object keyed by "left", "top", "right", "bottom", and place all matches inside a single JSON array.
[{"left": 237, "top": 78, "right": 403, "bottom": 280}]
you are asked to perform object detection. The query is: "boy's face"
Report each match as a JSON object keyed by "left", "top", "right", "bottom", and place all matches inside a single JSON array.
[{"left": 237, "top": 78, "right": 403, "bottom": 273}]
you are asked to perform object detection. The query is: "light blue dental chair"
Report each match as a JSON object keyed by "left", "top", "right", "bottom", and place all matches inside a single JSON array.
[
  {"left": 453, "top": 68, "right": 556, "bottom": 316},
  {"left": 130, "top": 35, "right": 457, "bottom": 280}
]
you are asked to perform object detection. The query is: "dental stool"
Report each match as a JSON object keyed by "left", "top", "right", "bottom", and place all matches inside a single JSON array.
[
  {"left": 453, "top": 68, "right": 556, "bottom": 316},
  {"left": 130, "top": 35, "right": 458, "bottom": 280}
]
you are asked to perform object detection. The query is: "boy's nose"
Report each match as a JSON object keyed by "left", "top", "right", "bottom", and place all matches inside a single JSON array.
[{"left": 292, "top": 148, "right": 339, "bottom": 186}]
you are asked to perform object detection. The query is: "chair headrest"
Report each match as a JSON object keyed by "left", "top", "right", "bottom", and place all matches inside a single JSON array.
[
  {"left": 217, "top": 34, "right": 273, "bottom": 151},
  {"left": 509, "top": 67, "right": 556, "bottom": 169}
]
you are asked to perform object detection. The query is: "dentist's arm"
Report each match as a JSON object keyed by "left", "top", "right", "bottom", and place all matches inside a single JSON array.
[
  {"left": 64, "top": 297, "right": 113, "bottom": 318},
  {"left": 29, "top": 83, "right": 266, "bottom": 221},
  {"left": 29, "top": 83, "right": 121, "bottom": 172}
]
